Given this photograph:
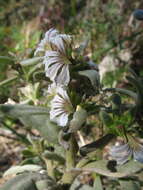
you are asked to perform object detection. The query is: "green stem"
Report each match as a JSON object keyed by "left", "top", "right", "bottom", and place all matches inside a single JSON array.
[
  {"left": 66, "top": 134, "right": 76, "bottom": 169},
  {"left": 43, "top": 157, "right": 55, "bottom": 179},
  {"left": 61, "top": 133, "right": 78, "bottom": 184},
  {"left": 0, "top": 76, "right": 18, "bottom": 87}
]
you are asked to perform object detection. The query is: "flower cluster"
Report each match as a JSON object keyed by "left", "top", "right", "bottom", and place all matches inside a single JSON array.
[{"left": 35, "top": 29, "right": 73, "bottom": 126}]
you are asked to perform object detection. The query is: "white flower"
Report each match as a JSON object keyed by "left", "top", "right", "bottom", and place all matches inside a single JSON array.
[
  {"left": 35, "top": 28, "right": 71, "bottom": 56},
  {"left": 46, "top": 82, "right": 65, "bottom": 100},
  {"left": 50, "top": 88, "right": 73, "bottom": 127},
  {"left": 43, "top": 50, "right": 71, "bottom": 85},
  {"left": 35, "top": 28, "right": 72, "bottom": 86},
  {"left": 34, "top": 28, "right": 59, "bottom": 56},
  {"left": 50, "top": 34, "right": 72, "bottom": 54}
]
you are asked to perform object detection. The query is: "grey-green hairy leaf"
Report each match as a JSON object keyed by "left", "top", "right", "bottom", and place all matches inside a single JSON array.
[
  {"left": 0, "top": 172, "right": 44, "bottom": 190},
  {"left": 79, "top": 70, "right": 100, "bottom": 89},
  {"left": 4, "top": 165, "right": 42, "bottom": 177},
  {"left": 93, "top": 175, "right": 103, "bottom": 190},
  {"left": 69, "top": 106, "right": 87, "bottom": 132},
  {"left": 43, "top": 151, "right": 65, "bottom": 165},
  {"left": 20, "top": 57, "right": 43, "bottom": 66},
  {"left": 119, "top": 179, "right": 141, "bottom": 190},
  {"left": 80, "top": 160, "right": 143, "bottom": 178},
  {"left": 36, "top": 179, "right": 60, "bottom": 190},
  {"left": 36, "top": 180, "right": 50, "bottom": 190},
  {"left": 0, "top": 104, "right": 59, "bottom": 143},
  {"left": 70, "top": 178, "right": 93, "bottom": 190}
]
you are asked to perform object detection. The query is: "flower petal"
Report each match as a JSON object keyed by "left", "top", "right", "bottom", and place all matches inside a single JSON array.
[
  {"left": 45, "top": 63, "right": 62, "bottom": 81},
  {"left": 57, "top": 113, "right": 69, "bottom": 126},
  {"left": 45, "top": 28, "right": 59, "bottom": 40},
  {"left": 49, "top": 88, "right": 73, "bottom": 127},
  {"left": 45, "top": 51, "right": 60, "bottom": 57},
  {"left": 51, "top": 36, "right": 65, "bottom": 53},
  {"left": 110, "top": 143, "right": 132, "bottom": 165},
  {"left": 55, "top": 64, "right": 70, "bottom": 85}
]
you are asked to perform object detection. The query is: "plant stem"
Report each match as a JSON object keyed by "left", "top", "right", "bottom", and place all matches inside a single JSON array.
[
  {"left": 66, "top": 134, "right": 77, "bottom": 169},
  {"left": 43, "top": 157, "right": 55, "bottom": 179},
  {"left": 0, "top": 76, "right": 18, "bottom": 87},
  {"left": 61, "top": 133, "right": 78, "bottom": 184}
]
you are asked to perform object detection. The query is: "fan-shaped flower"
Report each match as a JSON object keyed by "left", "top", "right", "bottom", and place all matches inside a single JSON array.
[
  {"left": 50, "top": 34, "right": 72, "bottom": 54},
  {"left": 110, "top": 136, "right": 143, "bottom": 165},
  {"left": 50, "top": 88, "right": 73, "bottom": 127},
  {"left": 110, "top": 143, "right": 132, "bottom": 165},
  {"left": 35, "top": 28, "right": 71, "bottom": 56},
  {"left": 34, "top": 28, "right": 59, "bottom": 56},
  {"left": 35, "top": 28, "right": 72, "bottom": 86},
  {"left": 43, "top": 50, "right": 71, "bottom": 85}
]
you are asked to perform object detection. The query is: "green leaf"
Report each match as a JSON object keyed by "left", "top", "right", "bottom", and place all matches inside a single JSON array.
[
  {"left": 82, "top": 160, "right": 143, "bottom": 178},
  {"left": 4, "top": 165, "right": 42, "bottom": 177},
  {"left": 119, "top": 179, "right": 140, "bottom": 190},
  {"left": 0, "top": 56, "right": 15, "bottom": 65},
  {"left": 22, "top": 149, "right": 36, "bottom": 158},
  {"left": 69, "top": 106, "right": 87, "bottom": 132},
  {"left": 104, "top": 88, "right": 137, "bottom": 101},
  {"left": 20, "top": 57, "right": 43, "bottom": 66},
  {"left": 110, "top": 93, "right": 121, "bottom": 106},
  {"left": 35, "top": 179, "right": 60, "bottom": 190},
  {"left": 21, "top": 157, "right": 41, "bottom": 165},
  {"left": 93, "top": 175, "right": 103, "bottom": 190},
  {"left": 70, "top": 178, "right": 93, "bottom": 190},
  {"left": 0, "top": 76, "right": 18, "bottom": 87},
  {"left": 1, "top": 171, "right": 58, "bottom": 190},
  {"left": 0, "top": 104, "right": 60, "bottom": 143},
  {"left": 43, "top": 151, "right": 65, "bottom": 165},
  {"left": 35, "top": 180, "right": 49, "bottom": 190},
  {"left": 117, "top": 160, "right": 143, "bottom": 175},
  {"left": 78, "top": 70, "right": 100, "bottom": 89},
  {"left": 0, "top": 172, "right": 43, "bottom": 190},
  {"left": 99, "top": 110, "right": 113, "bottom": 127},
  {"left": 0, "top": 56, "right": 15, "bottom": 80},
  {"left": 80, "top": 134, "right": 115, "bottom": 156}
]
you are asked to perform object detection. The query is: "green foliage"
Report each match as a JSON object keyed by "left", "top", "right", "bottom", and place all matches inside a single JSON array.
[
  {"left": 4, "top": 165, "right": 42, "bottom": 177},
  {"left": 78, "top": 70, "right": 100, "bottom": 90},
  {"left": 69, "top": 106, "right": 87, "bottom": 132},
  {"left": 82, "top": 160, "right": 143, "bottom": 178},
  {"left": 0, "top": 104, "right": 60, "bottom": 143},
  {"left": 1, "top": 0, "right": 143, "bottom": 189},
  {"left": 99, "top": 111, "right": 113, "bottom": 127},
  {"left": 0, "top": 172, "right": 59, "bottom": 190}
]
